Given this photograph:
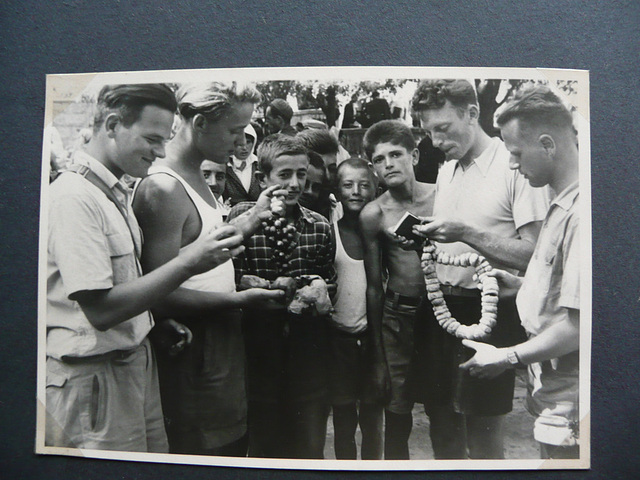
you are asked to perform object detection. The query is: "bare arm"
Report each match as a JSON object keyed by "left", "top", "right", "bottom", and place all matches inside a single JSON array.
[
  {"left": 132, "top": 175, "right": 282, "bottom": 319},
  {"left": 415, "top": 219, "right": 541, "bottom": 271},
  {"left": 460, "top": 308, "right": 580, "bottom": 379},
  {"left": 360, "top": 202, "right": 390, "bottom": 399}
]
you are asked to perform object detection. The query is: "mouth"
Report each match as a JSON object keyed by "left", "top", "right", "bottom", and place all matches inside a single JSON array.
[{"left": 142, "top": 157, "right": 154, "bottom": 165}]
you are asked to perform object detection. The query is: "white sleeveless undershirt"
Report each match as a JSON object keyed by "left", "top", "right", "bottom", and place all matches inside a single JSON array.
[
  {"left": 146, "top": 166, "right": 235, "bottom": 293},
  {"left": 331, "top": 219, "right": 368, "bottom": 333}
]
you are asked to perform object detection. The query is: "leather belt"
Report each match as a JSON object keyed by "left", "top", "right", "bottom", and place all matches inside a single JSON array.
[
  {"left": 440, "top": 284, "right": 480, "bottom": 298},
  {"left": 385, "top": 289, "right": 423, "bottom": 307}
]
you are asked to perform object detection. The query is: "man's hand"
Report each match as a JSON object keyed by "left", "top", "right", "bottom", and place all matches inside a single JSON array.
[
  {"left": 459, "top": 339, "right": 511, "bottom": 379},
  {"left": 150, "top": 319, "right": 193, "bottom": 356},
  {"left": 181, "top": 224, "right": 244, "bottom": 275},
  {"left": 413, "top": 216, "right": 467, "bottom": 243},
  {"left": 478, "top": 269, "right": 523, "bottom": 299},
  {"left": 254, "top": 184, "right": 289, "bottom": 220}
]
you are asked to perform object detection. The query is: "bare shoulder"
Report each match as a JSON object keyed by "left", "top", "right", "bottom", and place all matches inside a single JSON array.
[
  {"left": 133, "top": 173, "right": 191, "bottom": 222},
  {"left": 360, "top": 196, "right": 385, "bottom": 225}
]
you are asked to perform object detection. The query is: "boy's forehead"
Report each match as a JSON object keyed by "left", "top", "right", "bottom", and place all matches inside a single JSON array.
[
  {"left": 372, "top": 141, "right": 410, "bottom": 155},
  {"left": 201, "top": 160, "right": 226, "bottom": 172},
  {"left": 339, "top": 165, "right": 372, "bottom": 182},
  {"left": 272, "top": 153, "right": 309, "bottom": 168}
]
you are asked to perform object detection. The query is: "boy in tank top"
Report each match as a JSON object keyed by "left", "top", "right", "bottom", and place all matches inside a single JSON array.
[{"left": 328, "top": 157, "right": 383, "bottom": 459}]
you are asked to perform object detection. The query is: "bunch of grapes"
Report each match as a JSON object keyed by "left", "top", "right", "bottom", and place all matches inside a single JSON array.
[{"left": 261, "top": 216, "right": 298, "bottom": 273}]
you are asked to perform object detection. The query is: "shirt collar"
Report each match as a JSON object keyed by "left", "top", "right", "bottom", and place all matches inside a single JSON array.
[
  {"left": 297, "top": 203, "right": 317, "bottom": 224},
  {"left": 72, "top": 150, "right": 124, "bottom": 191},
  {"left": 449, "top": 137, "right": 501, "bottom": 181},
  {"left": 551, "top": 181, "right": 579, "bottom": 211}
]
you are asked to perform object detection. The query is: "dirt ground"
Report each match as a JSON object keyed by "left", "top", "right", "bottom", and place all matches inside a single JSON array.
[{"left": 324, "top": 369, "right": 538, "bottom": 460}]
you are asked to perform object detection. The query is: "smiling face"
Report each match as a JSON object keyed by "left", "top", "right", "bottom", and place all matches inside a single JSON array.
[
  {"left": 370, "top": 141, "right": 417, "bottom": 188},
  {"left": 337, "top": 165, "right": 375, "bottom": 214},
  {"left": 262, "top": 153, "right": 309, "bottom": 207},
  {"left": 198, "top": 102, "right": 254, "bottom": 163},
  {"left": 501, "top": 118, "right": 554, "bottom": 188},
  {"left": 108, "top": 104, "right": 175, "bottom": 178},
  {"left": 417, "top": 100, "right": 476, "bottom": 161}
]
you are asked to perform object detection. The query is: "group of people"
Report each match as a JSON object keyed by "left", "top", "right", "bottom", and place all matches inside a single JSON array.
[{"left": 45, "top": 78, "right": 581, "bottom": 462}]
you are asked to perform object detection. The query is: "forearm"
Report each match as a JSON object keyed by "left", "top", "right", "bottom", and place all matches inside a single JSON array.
[
  {"left": 463, "top": 225, "right": 535, "bottom": 271},
  {"left": 366, "top": 286, "right": 385, "bottom": 359},
  {"left": 228, "top": 207, "right": 262, "bottom": 238},
  {"left": 149, "top": 287, "right": 246, "bottom": 318},
  {"left": 514, "top": 310, "right": 580, "bottom": 365},
  {"left": 76, "top": 256, "right": 196, "bottom": 331}
]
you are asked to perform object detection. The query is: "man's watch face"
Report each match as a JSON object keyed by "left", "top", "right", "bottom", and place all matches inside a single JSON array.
[{"left": 507, "top": 350, "right": 519, "bottom": 366}]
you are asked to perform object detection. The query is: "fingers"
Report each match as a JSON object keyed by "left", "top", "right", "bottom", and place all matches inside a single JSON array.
[
  {"left": 215, "top": 233, "right": 244, "bottom": 250},
  {"left": 461, "top": 339, "right": 480, "bottom": 351},
  {"left": 459, "top": 356, "right": 476, "bottom": 371},
  {"left": 211, "top": 224, "right": 240, "bottom": 240}
]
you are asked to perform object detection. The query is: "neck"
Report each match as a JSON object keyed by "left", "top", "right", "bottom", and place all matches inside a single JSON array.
[
  {"left": 390, "top": 178, "right": 416, "bottom": 202},
  {"left": 163, "top": 127, "right": 206, "bottom": 173},
  {"left": 549, "top": 144, "right": 579, "bottom": 195},
  {"left": 459, "top": 127, "right": 492, "bottom": 168},
  {"left": 84, "top": 139, "right": 123, "bottom": 179},
  {"left": 339, "top": 209, "right": 360, "bottom": 229}
]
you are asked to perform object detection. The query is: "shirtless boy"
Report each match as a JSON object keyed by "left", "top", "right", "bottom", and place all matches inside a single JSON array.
[{"left": 359, "top": 120, "right": 436, "bottom": 459}]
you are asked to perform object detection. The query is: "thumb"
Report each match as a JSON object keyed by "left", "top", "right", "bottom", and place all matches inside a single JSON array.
[
  {"left": 461, "top": 339, "right": 482, "bottom": 351},
  {"left": 262, "top": 184, "right": 281, "bottom": 196}
]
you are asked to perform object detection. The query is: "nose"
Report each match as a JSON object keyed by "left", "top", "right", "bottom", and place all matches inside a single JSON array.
[
  {"left": 152, "top": 144, "right": 166, "bottom": 159},
  {"left": 432, "top": 135, "right": 444, "bottom": 149},
  {"left": 352, "top": 184, "right": 362, "bottom": 196},
  {"left": 383, "top": 156, "right": 395, "bottom": 169}
]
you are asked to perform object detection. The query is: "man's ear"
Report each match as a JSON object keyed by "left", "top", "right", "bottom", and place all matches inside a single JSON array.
[
  {"left": 539, "top": 134, "right": 556, "bottom": 157},
  {"left": 104, "top": 113, "right": 120, "bottom": 138},
  {"left": 193, "top": 113, "right": 208, "bottom": 133},
  {"left": 468, "top": 104, "right": 480, "bottom": 124}
]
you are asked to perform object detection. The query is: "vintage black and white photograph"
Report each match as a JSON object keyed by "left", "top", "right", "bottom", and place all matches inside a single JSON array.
[{"left": 35, "top": 66, "right": 591, "bottom": 470}]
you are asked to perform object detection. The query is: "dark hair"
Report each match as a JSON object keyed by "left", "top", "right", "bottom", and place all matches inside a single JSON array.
[
  {"left": 336, "top": 156, "right": 378, "bottom": 188},
  {"left": 495, "top": 84, "right": 574, "bottom": 133},
  {"left": 308, "top": 150, "right": 327, "bottom": 172},
  {"left": 296, "top": 128, "right": 339, "bottom": 156},
  {"left": 411, "top": 79, "right": 478, "bottom": 113},
  {"left": 362, "top": 120, "right": 416, "bottom": 160},
  {"left": 93, "top": 83, "right": 177, "bottom": 131},
  {"left": 176, "top": 81, "right": 261, "bottom": 122},
  {"left": 257, "top": 134, "right": 309, "bottom": 176}
]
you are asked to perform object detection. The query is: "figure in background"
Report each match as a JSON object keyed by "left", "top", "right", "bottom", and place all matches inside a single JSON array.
[
  {"left": 265, "top": 98, "right": 297, "bottom": 136},
  {"left": 224, "top": 123, "right": 262, "bottom": 207}
]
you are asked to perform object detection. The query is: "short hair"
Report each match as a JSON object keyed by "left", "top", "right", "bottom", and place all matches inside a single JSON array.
[
  {"left": 176, "top": 81, "right": 262, "bottom": 122},
  {"left": 257, "top": 134, "right": 309, "bottom": 176},
  {"left": 93, "top": 83, "right": 177, "bottom": 131},
  {"left": 495, "top": 84, "right": 575, "bottom": 133},
  {"left": 411, "top": 79, "right": 478, "bottom": 113},
  {"left": 362, "top": 120, "right": 416, "bottom": 160},
  {"left": 307, "top": 150, "right": 327, "bottom": 173},
  {"left": 268, "top": 98, "right": 294, "bottom": 123},
  {"left": 296, "top": 128, "right": 339, "bottom": 156},
  {"left": 336, "top": 156, "right": 378, "bottom": 188}
]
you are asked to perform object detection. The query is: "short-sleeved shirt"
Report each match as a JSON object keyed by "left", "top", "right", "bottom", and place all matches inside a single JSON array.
[
  {"left": 434, "top": 138, "right": 550, "bottom": 288},
  {"left": 47, "top": 151, "right": 153, "bottom": 360},
  {"left": 517, "top": 182, "right": 580, "bottom": 439},
  {"left": 227, "top": 202, "right": 336, "bottom": 284}
]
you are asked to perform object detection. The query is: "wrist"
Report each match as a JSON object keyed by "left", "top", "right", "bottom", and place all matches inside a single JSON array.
[{"left": 504, "top": 348, "right": 524, "bottom": 369}]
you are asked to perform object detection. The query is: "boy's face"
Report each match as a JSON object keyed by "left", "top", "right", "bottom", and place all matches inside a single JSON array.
[
  {"left": 320, "top": 152, "right": 338, "bottom": 187},
  {"left": 110, "top": 104, "right": 174, "bottom": 178},
  {"left": 417, "top": 100, "right": 475, "bottom": 161},
  {"left": 262, "top": 154, "right": 309, "bottom": 206},
  {"left": 299, "top": 164, "right": 326, "bottom": 209},
  {"left": 200, "top": 159, "right": 227, "bottom": 196},
  {"left": 199, "top": 102, "right": 254, "bottom": 163},
  {"left": 501, "top": 118, "right": 553, "bottom": 188},
  {"left": 370, "top": 141, "right": 417, "bottom": 188},
  {"left": 234, "top": 133, "right": 255, "bottom": 161},
  {"left": 337, "top": 166, "right": 375, "bottom": 214}
]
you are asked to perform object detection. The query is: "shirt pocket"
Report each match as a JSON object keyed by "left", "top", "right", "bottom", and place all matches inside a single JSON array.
[{"left": 106, "top": 232, "right": 134, "bottom": 257}]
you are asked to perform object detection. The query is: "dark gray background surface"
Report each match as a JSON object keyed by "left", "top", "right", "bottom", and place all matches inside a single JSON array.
[{"left": 1, "top": 1, "right": 638, "bottom": 478}]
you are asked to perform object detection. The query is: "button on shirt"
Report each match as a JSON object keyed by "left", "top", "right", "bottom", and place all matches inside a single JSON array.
[
  {"left": 47, "top": 151, "right": 152, "bottom": 359},
  {"left": 433, "top": 138, "right": 550, "bottom": 288}
]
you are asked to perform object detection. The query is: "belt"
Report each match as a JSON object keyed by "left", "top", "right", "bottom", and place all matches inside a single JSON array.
[
  {"left": 60, "top": 347, "right": 138, "bottom": 364},
  {"left": 385, "top": 289, "right": 423, "bottom": 307},
  {"left": 440, "top": 284, "right": 480, "bottom": 298}
]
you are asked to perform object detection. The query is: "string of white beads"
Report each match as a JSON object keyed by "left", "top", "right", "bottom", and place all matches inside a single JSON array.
[{"left": 421, "top": 241, "right": 499, "bottom": 341}]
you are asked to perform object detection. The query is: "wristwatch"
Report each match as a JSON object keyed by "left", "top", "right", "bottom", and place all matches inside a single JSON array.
[{"left": 506, "top": 349, "right": 523, "bottom": 368}]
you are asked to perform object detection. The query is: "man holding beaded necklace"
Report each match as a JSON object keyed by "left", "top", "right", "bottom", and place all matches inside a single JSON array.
[
  {"left": 459, "top": 85, "right": 581, "bottom": 459},
  {"left": 411, "top": 79, "right": 549, "bottom": 459}
]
